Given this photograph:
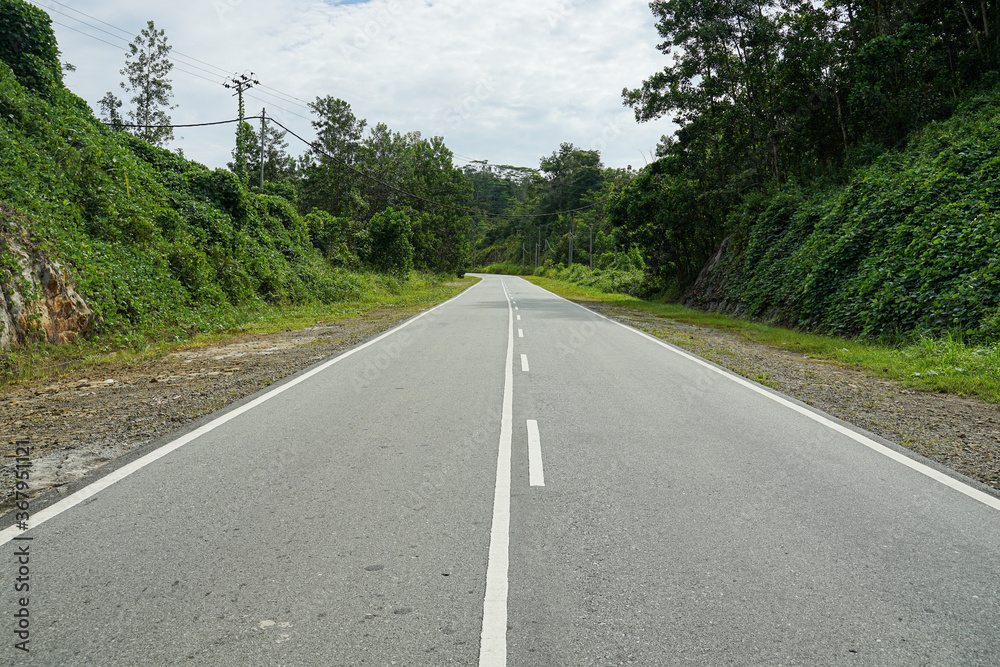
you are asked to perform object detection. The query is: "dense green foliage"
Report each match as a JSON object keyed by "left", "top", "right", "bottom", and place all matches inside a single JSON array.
[
  {"left": 294, "top": 97, "right": 471, "bottom": 274},
  {"left": 727, "top": 89, "right": 1000, "bottom": 340},
  {"left": 466, "top": 144, "right": 636, "bottom": 277},
  {"left": 363, "top": 208, "right": 413, "bottom": 276},
  {"left": 606, "top": 0, "right": 1000, "bottom": 342},
  {"left": 0, "top": 0, "right": 62, "bottom": 97},
  {"left": 0, "top": 3, "right": 457, "bottom": 350}
]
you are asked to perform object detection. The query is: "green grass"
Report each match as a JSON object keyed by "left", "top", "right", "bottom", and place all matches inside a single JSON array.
[
  {"left": 523, "top": 275, "right": 1000, "bottom": 404},
  {"left": 0, "top": 273, "right": 478, "bottom": 387},
  {"left": 229, "top": 273, "right": 476, "bottom": 335}
]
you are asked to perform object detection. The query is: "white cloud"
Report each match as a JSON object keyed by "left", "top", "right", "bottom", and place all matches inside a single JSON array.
[{"left": 41, "top": 0, "right": 674, "bottom": 170}]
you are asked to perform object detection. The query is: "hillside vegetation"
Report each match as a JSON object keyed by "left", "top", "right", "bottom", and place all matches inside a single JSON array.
[
  {"left": 691, "top": 88, "right": 1000, "bottom": 342},
  {"left": 0, "top": 0, "right": 457, "bottom": 360}
]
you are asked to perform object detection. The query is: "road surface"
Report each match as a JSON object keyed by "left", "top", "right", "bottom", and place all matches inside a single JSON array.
[{"left": 3, "top": 275, "right": 999, "bottom": 665}]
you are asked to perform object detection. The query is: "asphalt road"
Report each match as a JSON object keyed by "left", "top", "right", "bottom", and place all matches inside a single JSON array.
[{"left": 3, "top": 274, "right": 999, "bottom": 665}]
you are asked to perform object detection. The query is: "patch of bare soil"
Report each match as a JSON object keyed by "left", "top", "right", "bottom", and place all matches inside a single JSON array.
[
  {"left": 586, "top": 303, "right": 1000, "bottom": 494},
  {"left": 0, "top": 309, "right": 420, "bottom": 513}
]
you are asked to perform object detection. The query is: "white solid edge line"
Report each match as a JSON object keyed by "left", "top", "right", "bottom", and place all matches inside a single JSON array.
[
  {"left": 479, "top": 279, "right": 514, "bottom": 666},
  {"left": 521, "top": 354, "right": 529, "bottom": 372},
  {"left": 513, "top": 277, "right": 1000, "bottom": 513},
  {"left": 527, "top": 419, "right": 544, "bottom": 487},
  {"left": 0, "top": 280, "right": 485, "bottom": 547}
]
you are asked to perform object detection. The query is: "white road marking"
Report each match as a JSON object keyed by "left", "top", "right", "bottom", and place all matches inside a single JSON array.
[
  {"left": 515, "top": 307, "right": 518, "bottom": 311},
  {"left": 527, "top": 420, "right": 544, "bottom": 487},
  {"left": 518, "top": 329, "right": 524, "bottom": 338},
  {"left": 521, "top": 354, "right": 529, "bottom": 372},
  {"left": 521, "top": 278, "right": 1000, "bottom": 513},
  {"left": 517, "top": 315, "right": 521, "bottom": 321},
  {"left": 479, "top": 279, "right": 514, "bottom": 666},
  {"left": 0, "top": 281, "right": 486, "bottom": 547}
]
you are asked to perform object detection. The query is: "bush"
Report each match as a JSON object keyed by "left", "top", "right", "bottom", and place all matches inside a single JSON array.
[{"left": 364, "top": 208, "right": 413, "bottom": 276}]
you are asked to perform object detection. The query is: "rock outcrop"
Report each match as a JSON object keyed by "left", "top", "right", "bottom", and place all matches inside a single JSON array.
[
  {"left": 0, "top": 203, "right": 93, "bottom": 349},
  {"left": 681, "top": 236, "right": 745, "bottom": 315}
]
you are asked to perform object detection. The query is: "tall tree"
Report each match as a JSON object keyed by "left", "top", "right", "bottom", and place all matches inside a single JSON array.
[
  {"left": 298, "top": 96, "right": 367, "bottom": 217},
  {"left": 538, "top": 143, "right": 603, "bottom": 216},
  {"left": 228, "top": 119, "right": 295, "bottom": 185},
  {"left": 100, "top": 20, "right": 176, "bottom": 147}
]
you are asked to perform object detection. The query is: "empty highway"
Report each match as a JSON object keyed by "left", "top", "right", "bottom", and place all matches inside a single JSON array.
[{"left": 3, "top": 275, "right": 999, "bottom": 665}]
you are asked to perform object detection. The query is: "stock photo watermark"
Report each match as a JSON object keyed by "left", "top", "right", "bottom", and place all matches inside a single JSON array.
[{"left": 442, "top": 76, "right": 497, "bottom": 131}]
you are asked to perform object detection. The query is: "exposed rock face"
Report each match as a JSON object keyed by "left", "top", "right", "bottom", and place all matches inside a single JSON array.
[
  {"left": 681, "top": 236, "right": 745, "bottom": 315},
  {"left": 0, "top": 203, "right": 93, "bottom": 349}
]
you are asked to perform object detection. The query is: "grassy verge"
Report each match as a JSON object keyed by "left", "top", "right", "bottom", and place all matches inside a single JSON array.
[
  {"left": 523, "top": 275, "right": 1000, "bottom": 404},
  {"left": 1, "top": 273, "right": 478, "bottom": 387}
]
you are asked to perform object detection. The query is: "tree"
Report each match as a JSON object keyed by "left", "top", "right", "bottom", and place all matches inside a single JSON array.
[
  {"left": 98, "top": 91, "right": 125, "bottom": 131},
  {"left": 298, "top": 96, "right": 367, "bottom": 217},
  {"left": 227, "top": 119, "right": 295, "bottom": 185},
  {"left": 364, "top": 207, "right": 413, "bottom": 276},
  {"left": 100, "top": 20, "right": 176, "bottom": 147},
  {"left": 538, "top": 143, "right": 603, "bottom": 216}
]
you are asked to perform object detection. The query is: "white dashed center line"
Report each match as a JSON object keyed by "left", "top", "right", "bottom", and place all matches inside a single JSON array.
[{"left": 527, "top": 420, "right": 544, "bottom": 487}]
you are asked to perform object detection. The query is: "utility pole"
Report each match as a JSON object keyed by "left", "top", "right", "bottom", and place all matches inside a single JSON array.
[
  {"left": 259, "top": 107, "right": 266, "bottom": 188},
  {"left": 223, "top": 71, "right": 259, "bottom": 183},
  {"left": 568, "top": 212, "right": 575, "bottom": 266},
  {"left": 590, "top": 221, "right": 594, "bottom": 270}
]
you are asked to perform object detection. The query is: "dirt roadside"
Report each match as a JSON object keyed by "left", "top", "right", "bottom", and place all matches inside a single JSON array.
[
  {"left": 2, "top": 294, "right": 999, "bottom": 515},
  {"left": 584, "top": 302, "right": 1000, "bottom": 494},
  {"left": 0, "top": 307, "right": 428, "bottom": 514}
]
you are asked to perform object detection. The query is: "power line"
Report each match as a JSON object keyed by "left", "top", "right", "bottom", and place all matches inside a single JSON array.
[
  {"left": 256, "top": 84, "right": 312, "bottom": 109},
  {"left": 41, "top": 0, "right": 132, "bottom": 37},
  {"left": 35, "top": 1, "right": 310, "bottom": 111},
  {"left": 43, "top": 5, "right": 130, "bottom": 44},
  {"left": 48, "top": 19, "right": 126, "bottom": 51},
  {"left": 246, "top": 93, "right": 314, "bottom": 122},
  {"left": 103, "top": 117, "right": 257, "bottom": 129},
  {"left": 172, "top": 65, "right": 223, "bottom": 87}
]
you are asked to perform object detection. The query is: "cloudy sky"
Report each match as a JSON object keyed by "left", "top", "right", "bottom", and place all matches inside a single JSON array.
[{"left": 36, "top": 0, "right": 676, "bottom": 172}]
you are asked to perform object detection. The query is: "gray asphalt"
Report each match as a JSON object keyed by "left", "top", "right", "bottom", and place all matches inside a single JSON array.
[{"left": 3, "top": 274, "right": 999, "bottom": 665}]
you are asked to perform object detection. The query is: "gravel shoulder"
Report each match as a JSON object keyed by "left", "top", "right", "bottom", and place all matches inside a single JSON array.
[
  {"left": 2, "top": 290, "right": 999, "bottom": 516},
  {"left": 583, "top": 302, "right": 1000, "bottom": 494},
  {"left": 0, "top": 306, "right": 429, "bottom": 514}
]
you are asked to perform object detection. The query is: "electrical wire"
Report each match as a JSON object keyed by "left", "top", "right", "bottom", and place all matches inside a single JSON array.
[
  {"left": 34, "top": 0, "right": 313, "bottom": 112},
  {"left": 245, "top": 93, "right": 314, "bottom": 123},
  {"left": 42, "top": 0, "right": 132, "bottom": 37},
  {"left": 48, "top": 19, "right": 127, "bottom": 51},
  {"left": 104, "top": 117, "right": 259, "bottom": 129},
  {"left": 40, "top": 4, "right": 610, "bottom": 217}
]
